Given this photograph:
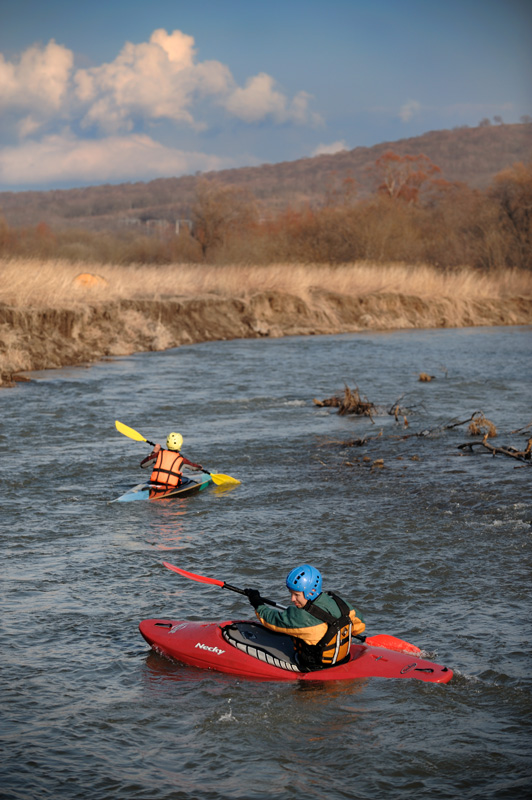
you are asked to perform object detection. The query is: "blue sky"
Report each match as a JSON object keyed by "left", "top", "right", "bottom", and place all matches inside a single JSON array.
[{"left": 0, "top": 0, "right": 530, "bottom": 191}]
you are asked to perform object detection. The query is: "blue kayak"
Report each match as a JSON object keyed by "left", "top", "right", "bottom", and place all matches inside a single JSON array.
[{"left": 112, "top": 475, "right": 212, "bottom": 502}]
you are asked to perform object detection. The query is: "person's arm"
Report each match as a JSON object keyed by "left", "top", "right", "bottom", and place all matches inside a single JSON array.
[
  {"left": 244, "top": 590, "right": 326, "bottom": 644},
  {"left": 140, "top": 443, "right": 161, "bottom": 468},
  {"left": 257, "top": 603, "right": 310, "bottom": 628},
  {"left": 180, "top": 454, "right": 203, "bottom": 471},
  {"left": 349, "top": 608, "right": 366, "bottom": 636}
]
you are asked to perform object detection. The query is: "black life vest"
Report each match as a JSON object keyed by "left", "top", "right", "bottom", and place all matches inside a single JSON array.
[
  {"left": 150, "top": 449, "right": 184, "bottom": 487},
  {"left": 295, "top": 592, "right": 353, "bottom": 670}
]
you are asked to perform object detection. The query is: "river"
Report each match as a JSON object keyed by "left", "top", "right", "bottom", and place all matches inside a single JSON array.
[{"left": 1, "top": 325, "right": 531, "bottom": 800}]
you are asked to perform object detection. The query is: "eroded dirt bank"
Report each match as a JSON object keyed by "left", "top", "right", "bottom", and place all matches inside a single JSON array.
[{"left": 2, "top": 289, "right": 532, "bottom": 386}]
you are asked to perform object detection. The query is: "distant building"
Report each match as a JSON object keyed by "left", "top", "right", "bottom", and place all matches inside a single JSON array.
[
  {"left": 175, "top": 218, "right": 193, "bottom": 235},
  {"left": 145, "top": 219, "right": 172, "bottom": 231},
  {"left": 119, "top": 217, "right": 142, "bottom": 227}
]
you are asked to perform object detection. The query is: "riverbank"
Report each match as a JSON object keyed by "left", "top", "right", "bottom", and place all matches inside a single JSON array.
[{"left": 1, "top": 259, "right": 531, "bottom": 386}]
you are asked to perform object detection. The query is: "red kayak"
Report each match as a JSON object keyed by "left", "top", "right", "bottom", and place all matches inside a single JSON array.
[{"left": 139, "top": 618, "right": 453, "bottom": 683}]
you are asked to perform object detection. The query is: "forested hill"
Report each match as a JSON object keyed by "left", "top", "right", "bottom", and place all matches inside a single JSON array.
[{"left": 1, "top": 122, "right": 531, "bottom": 231}]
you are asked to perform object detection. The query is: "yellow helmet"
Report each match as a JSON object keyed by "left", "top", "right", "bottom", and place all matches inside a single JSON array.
[{"left": 166, "top": 432, "right": 183, "bottom": 451}]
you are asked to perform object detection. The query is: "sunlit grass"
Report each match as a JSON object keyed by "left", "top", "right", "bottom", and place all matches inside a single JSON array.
[{"left": 1, "top": 257, "right": 531, "bottom": 308}]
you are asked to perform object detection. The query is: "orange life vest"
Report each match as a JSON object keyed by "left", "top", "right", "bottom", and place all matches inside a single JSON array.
[
  {"left": 295, "top": 592, "right": 354, "bottom": 669},
  {"left": 150, "top": 449, "right": 184, "bottom": 487}
]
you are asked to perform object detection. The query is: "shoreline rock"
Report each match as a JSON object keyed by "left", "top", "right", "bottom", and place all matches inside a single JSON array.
[{"left": 1, "top": 290, "right": 531, "bottom": 387}]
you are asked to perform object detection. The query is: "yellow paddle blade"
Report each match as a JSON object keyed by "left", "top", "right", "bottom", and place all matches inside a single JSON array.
[
  {"left": 115, "top": 420, "right": 148, "bottom": 443},
  {"left": 209, "top": 472, "right": 241, "bottom": 486}
]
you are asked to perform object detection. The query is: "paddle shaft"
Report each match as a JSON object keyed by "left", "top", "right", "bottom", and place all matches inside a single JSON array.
[{"left": 222, "top": 581, "right": 286, "bottom": 610}]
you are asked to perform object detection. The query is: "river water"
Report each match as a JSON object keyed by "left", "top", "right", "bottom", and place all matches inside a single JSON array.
[{"left": 1, "top": 326, "right": 531, "bottom": 800}]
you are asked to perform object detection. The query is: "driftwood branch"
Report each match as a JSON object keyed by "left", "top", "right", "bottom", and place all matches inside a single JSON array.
[
  {"left": 509, "top": 421, "right": 532, "bottom": 435},
  {"left": 314, "top": 384, "right": 376, "bottom": 421},
  {"left": 458, "top": 436, "right": 532, "bottom": 464},
  {"left": 388, "top": 395, "right": 405, "bottom": 417},
  {"left": 396, "top": 411, "right": 485, "bottom": 440}
]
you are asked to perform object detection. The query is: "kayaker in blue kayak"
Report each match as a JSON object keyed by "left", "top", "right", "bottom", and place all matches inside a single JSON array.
[
  {"left": 140, "top": 432, "right": 203, "bottom": 492},
  {"left": 244, "top": 564, "right": 365, "bottom": 671}
]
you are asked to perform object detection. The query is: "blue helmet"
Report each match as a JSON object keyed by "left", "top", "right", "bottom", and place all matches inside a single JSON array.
[{"left": 286, "top": 564, "right": 322, "bottom": 600}]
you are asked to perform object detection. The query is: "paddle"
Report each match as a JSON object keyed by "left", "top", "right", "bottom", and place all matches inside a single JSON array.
[
  {"left": 162, "top": 562, "right": 422, "bottom": 655},
  {"left": 201, "top": 469, "right": 241, "bottom": 486},
  {"left": 114, "top": 420, "right": 241, "bottom": 486},
  {"left": 164, "top": 562, "right": 286, "bottom": 609},
  {"left": 115, "top": 419, "right": 156, "bottom": 446}
]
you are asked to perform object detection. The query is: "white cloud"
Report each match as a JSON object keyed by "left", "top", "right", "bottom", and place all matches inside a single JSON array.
[
  {"left": 0, "top": 29, "right": 321, "bottom": 187},
  {"left": 74, "top": 29, "right": 232, "bottom": 133},
  {"left": 17, "top": 115, "right": 45, "bottom": 138},
  {"left": 72, "top": 30, "right": 318, "bottom": 132},
  {"left": 312, "top": 140, "right": 348, "bottom": 156},
  {"left": 398, "top": 100, "right": 421, "bottom": 122},
  {"left": 224, "top": 73, "right": 320, "bottom": 125},
  {"left": 0, "top": 30, "right": 320, "bottom": 133},
  {"left": 150, "top": 28, "right": 196, "bottom": 66},
  {"left": 291, "top": 91, "right": 322, "bottom": 125},
  {"left": 0, "top": 39, "right": 73, "bottom": 119},
  {"left": 0, "top": 132, "right": 235, "bottom": 186}
]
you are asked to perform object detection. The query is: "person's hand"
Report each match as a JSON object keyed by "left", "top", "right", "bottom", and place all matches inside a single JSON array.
[
  {"left": 153, "top": 443, "right": 161, "bottom": 453},
  {"left": 244, "top": 588, "right": 263, "bottom": 609}
]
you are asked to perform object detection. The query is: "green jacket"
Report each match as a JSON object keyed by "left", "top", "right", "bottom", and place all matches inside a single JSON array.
[{"left": 255, "top": 591, "right": 365, "bottom": 647}]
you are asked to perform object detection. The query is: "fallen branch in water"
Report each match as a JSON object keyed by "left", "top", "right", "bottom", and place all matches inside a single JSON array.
[
  {"left": 397, "top": 410, "right": 486, "bottom": 440},
  {"left": 468, "top": 413, "right": 497, "bottom": 437},
  {"left": 457, "top": 436, "right": 532, "bottom": 464},
  {"left": 509, "top": 420, "right": 532, "bottom": 435},
  {"left": 314, "top": 384, "right": 376, "bottom": 420}
]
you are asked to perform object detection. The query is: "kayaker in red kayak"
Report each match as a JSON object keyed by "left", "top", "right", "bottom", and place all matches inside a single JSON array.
[
  {"left": 244, "top": 564, "right": 366, "bottom": 671},
  {"left": 140, "top": 432, "right": 203, "bottom": 494}
]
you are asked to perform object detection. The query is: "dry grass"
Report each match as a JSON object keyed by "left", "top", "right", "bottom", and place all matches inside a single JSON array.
[
  {"left": 1, "top": 257, "right": 531, "bottom": 309},
  {"left": 313, "top": 385, "right": 376, "bottom": 417},
  {"left": 469, "top": 414, "right": 497, "bottom": 438}
]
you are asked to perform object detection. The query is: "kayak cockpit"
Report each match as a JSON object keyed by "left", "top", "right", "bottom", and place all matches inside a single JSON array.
[{"left": 221, "top": 620, "right": 366, "bottom": 674}]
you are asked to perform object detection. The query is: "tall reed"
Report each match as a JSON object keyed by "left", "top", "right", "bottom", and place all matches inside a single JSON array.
[{"left": 1, "top": 258, "right": 531, "bottom": 309}]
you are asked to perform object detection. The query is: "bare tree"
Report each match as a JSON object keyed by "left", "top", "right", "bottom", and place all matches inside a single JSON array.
[
  {"left": 191, "top": 179, "right": 258, "bottom": 259},
  {"left": 370, "top": 150, "right": 441, "bottom": 204},
  {"left": 489, "top": 162, "right": 532, "bottom": 269}
]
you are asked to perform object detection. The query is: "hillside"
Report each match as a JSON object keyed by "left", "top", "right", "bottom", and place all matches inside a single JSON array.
[{"left": 0, "top": 123, "right": 530, "bottom": 232}]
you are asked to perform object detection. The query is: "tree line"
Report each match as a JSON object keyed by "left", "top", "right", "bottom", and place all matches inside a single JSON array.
[{"left": 0, "top": 152, "right": 530, "bottom": 270}]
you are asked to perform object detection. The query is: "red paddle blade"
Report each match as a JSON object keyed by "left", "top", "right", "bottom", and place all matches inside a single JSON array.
[
  {"left": 163, "top": 562, "right": 225, "bottom": 588},
  {"left": 366, "top": 634, "right": 421, "bottom": 655}
]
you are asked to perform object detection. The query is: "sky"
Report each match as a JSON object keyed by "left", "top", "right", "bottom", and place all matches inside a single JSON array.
[{"left": 0, "top": 0, "right": 531, "bottom": 192}]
